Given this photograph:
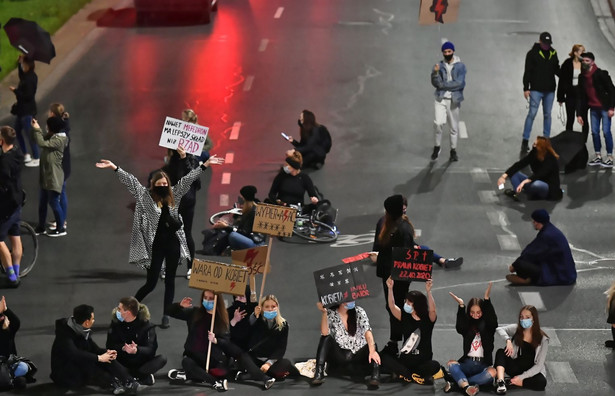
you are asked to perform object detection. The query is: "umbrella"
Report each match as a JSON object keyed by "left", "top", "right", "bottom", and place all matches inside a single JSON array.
[{"left": 3, "top": 18, "right": 56, "bottom": 64}]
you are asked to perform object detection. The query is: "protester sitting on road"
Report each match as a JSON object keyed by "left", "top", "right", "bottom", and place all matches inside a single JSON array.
[
  {"left": 0, "top": 126, "right": 24, "bottom": 288},
  {"left": 166, "top": 290, "right": 230, "bottom": 392},
  {"left": 45, "top": 103, "right": 71, "bottom": 232},
  {"left": 31, "top": 118, "right": 68, "bottom": 237},
  {"left": 443, "top": 283, "right": 498, "bottom": 395},
  {"left": 95, "top": 151, "right": 223, "bottom": 329},
  {"left": 286, "top": 110, "right": 331, "bottom": 170},
  {"left": 267, "top": 151, "right": 319, "bottom": 207},
  {"left": 497, "top": 136, "right": 562, "bottom": 201},
  {"left": 494, "top": 305, "right": 548, "bottom": 394},
  {"left": 381, "top": 279, "right": 442, "bottom": 385},
  {"left": 106, "top": 297, "right": 167, "bottom": 387},
  {"left": 227, "top": 286, "right": 258, "bottom": 351},
  {"left": 9, "top": 55, "right": 39, "bottom": 167},
  {"left": 506, "top": 209, "right": 577, "bottom": 286},
  {"left": 311, "top": 300, "right": 381, "bottom": 389},
  {"left": 213, "top": 185, "right": 266, "bottom": 250},
  {"left": 182, "top": 109, "right": 213, "bottom": 161},
  {"left": 605, "top": 281, "right": 615, "bottom": 349},
  {"left": 50, "top": 304, "right": 140, "bottom": 394},
  {"left": 0, "top": 296, "right": 36, "bottom": 388}
]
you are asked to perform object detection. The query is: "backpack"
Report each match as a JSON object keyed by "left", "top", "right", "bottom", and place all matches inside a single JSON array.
[
  {"left": 198, "top": 229, "right": 229, "bottom": 256},
  {"left": 319, "top": 125, "right": 332, "bottom": 154}
]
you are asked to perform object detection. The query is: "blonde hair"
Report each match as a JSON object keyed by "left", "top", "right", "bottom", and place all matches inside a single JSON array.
[
  {"left": 182, "top": 109, "right": 198, "bottom": 124},
  {"left": 261, "top": 294, "right": 286, "bottom": 331},
  {"left": 49, "top": 103, "right": 65, "bottom": 118},
  {"left": 607, "top": 281, "right": 615, "bottom": 314},
  {"left": 569, "top": 44, "right": 585, "bottom": 58}
]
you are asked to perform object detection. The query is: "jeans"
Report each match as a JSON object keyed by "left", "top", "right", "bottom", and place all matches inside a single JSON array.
[
  {"left": 448, "top": 359, "right": 493, "bottom": 386},
  {"left": 38, "top": 189, "right": 65, "bottom": 231},
  {"left": 418, "top": 244, "right": 443, "bottom": 263},
  {"left": 523, "top": 91, "right": 554, "bottom": 140},
  {"left": 589, "top": 108, "right": 613, "bottom": 154},
  {"left": 60, "top": 181, "right": 68, "bottom": 224},
  {"left": 14, "top": 115, "right": 39, "bottom": 158},
  {"left": 229, "top": 232, "right": 259, "bottom": 250},
  {"left": 510, "top": 172, "right": 549, "bottom": 200}
]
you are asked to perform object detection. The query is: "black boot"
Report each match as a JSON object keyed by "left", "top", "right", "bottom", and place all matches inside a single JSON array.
[
  {"left": 520, "top": 139, "right": 529, "bottom": 154},
  {"left": 367, "top": 362, "right": 380, "bottom": 389},
  {"left": 311, "top": 335, "right": 329, "bottom": 386},
  {"left": 311, "top": 364, "right": 325, "bottom": 386}
]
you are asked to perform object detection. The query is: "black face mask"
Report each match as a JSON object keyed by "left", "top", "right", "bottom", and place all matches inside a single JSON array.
[
  {"left": 297, "top": 119, "right": 303, "bottom": 127},
  {"left": 443, "top": 54, "right": 453, "bottom": 62},
  {"left": 154, "top": 186, "right": 170, "bottom": 198},
  {"left": 581, "top": 63, "right": 591, "bottom": 72}
]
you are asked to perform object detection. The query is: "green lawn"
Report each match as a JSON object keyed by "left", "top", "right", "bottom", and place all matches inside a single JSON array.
[{"left": 0, "top": 0, "right": 92, "bottom": 80}]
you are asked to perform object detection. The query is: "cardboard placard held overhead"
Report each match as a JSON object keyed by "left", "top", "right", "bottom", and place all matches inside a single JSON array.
[
  {"left": 231, "top": 245, "right": 269, "bottom": 275},
  {"left": 391, "top": 248, "right": 434, "bottom": 282},
  {"left": 252, "top": 203, "right": 297, "bottom": 237},
  {"left": 314, "top": 263, "right": 370, "bottom": 308},
  {"left": 189, "top": 259, "right": 248, "bottom": 296},
  {"left": 158, "top": 116, "right": 209, "bottom": 155},
  {"left": 419, "top": 0, "right": 460, "bottom": 25}
]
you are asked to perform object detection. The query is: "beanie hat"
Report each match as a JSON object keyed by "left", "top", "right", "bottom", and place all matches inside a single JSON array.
[
  {"left": 441, "top": 41, "right": 455, "bottom": 52},
  {"left": 46, "top": 117, "right": 65, "bottom": 134},
  {"left": 384, "top": 194, "right": 404, "bottom": 219},
  {"left": 239, "top": 185, "right": 257, "bottom": 202},
  {"left": 531, "top": 209, "right": 550, "bottom": 224},
  {"left": 581, "top": 52, "right": 595, "bottom": 61}
]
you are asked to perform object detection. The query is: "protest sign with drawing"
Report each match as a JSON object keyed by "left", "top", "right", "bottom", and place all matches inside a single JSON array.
[
  {"left": 188, "top": 259, "right": 248, "bottom": 296},
  {"left": 313, "top": 263, "right": 370, "bottom": 308},
  {"left": 232, "top": 245, "right": 269, "bottom": 275},
  {"left": 252, "top": 203, "right": 297, "bottom": 237},
  {"left": 391, "top": 247, "right": 434, "bottom": 282},
  {"left": 158, "top": 116, "right": 209, "bottom": 155},
  {"left": 419, "top": 0, "right": 460, "bottom": 25}
]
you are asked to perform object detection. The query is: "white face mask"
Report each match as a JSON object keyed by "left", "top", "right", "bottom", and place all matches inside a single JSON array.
[{"left": 283, "top": 165, "right": 292, "bottom": 174}]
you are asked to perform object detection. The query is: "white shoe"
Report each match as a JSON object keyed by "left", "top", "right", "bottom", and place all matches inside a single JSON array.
[
  {"left": 186, "top": 269, "right": 191, "bottom": 280},
  {"left": 160, "top": 266, "right": 166, "bottom": 279},
  {"left": 24, "top": 158, "right": 39, "bottom": 167},
  {"left": 47, "top": 221, "right": 67, "bottom": 231},
  {"left": 24, "top": 154, "right": 32, "bottom": 163}
]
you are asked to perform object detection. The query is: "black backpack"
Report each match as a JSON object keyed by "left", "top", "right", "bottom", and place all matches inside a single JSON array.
[{"left": 319, "top": 125, "right": 332, "bottom": 154}]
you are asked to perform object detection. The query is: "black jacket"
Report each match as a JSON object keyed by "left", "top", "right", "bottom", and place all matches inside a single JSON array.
[
  {"left": 0, "top": 146, "right": 24, "bottom": 220},
  {"left": 577, "top": 67, "right": 615, "bottom": 112},
  {"left": 557, "top": 57, "right": 581, "bottom": 103},
  {"left": 523, "top": 43, "right": 560, "bottom": 92},
  {"left": 373, "top": 218, "right": 415, "bottom": 279},
  {"left": 505, "top": 148, "right": 562, "bottom": 200},
  {"left": 106, "top": 304, "right": 159, "bottom": 368},
  {"left": 268, "top": 169, "right": 317, "bottom": 206},
  {"left": 0, "top": 308, "right": 20, "bottom": 357},
  {"left": 247, "top": 318, "right": 289, "bottom": 361},
  {"left": 455, "top": 299, "right": 498, "bottom": 366},
  {"left": 291, "top": 126, "right": 327, "bottom": 159},
  {"left": 227, "top": 298, "right": 257, "bottom": 351},
  {"left": 13, "top": 64, "right": 37, "bottom": 116}
]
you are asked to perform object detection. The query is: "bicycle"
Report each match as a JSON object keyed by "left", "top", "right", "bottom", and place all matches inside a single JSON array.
[{"left": 2, "top": 221, "right": 38, "bottom": 278}]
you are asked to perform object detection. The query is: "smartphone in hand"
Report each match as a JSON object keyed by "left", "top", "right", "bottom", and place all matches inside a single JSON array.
[{"left": 281, "top": 132, "right": 291, "bottom": 141}]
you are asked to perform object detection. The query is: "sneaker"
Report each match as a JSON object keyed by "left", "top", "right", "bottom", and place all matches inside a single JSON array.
[
  {"left": 589, "top": 156, "right": 603, "bottom": 166},
  {"left": 34, "top": 226, "right": 46, "bottom": 236},
  {"left": 443, "top": 257, "right": 463, "bottom": 269},
  {"left": 449, "top": 149, "right": 458, "bottom": 162},
  {"left": 111, "top": 377, "right": 125, "bottom": 395},
  {"left": 160, "top": 266, "right": 166, "bottom": 279},
  {"left": 264, "top": 377, "right": 275, "bottom": 390},
  {"left": 431, "top": 146, "right": 441, "bottom": 160},
  {"left": 605, "top": 340, "right": 615, "bottom": 348},
  {"left": 160, "top": 315, "right": 170, "bottom": 329},
  {"left": 24, "top": 158, "right": 39, "bottom": 167},
  {"left": 46, "top": 229, "right": 67, "bottom": 237},
  {"left": 465, "top": 384, "right": 479, "bottom": 396},
  {"left": 235, "top": 371, "right": 249, "bottom": 381},
  {"left": 24, "top": 154, "right": 32, "bottom": 163},
  {"left": 7, "top": 278, "right": 20, "bottom": 289},
  {"left": 140, "top": 374, "right": 155, "bottom": 386},
  {"left": 443, "top": 381, "right": 454, "bottom": 393},
  {"left": 124, "top": 380, "right": 140, "bottom": 395},
  {"left": 186, "top": 269, "right": 191, "bottom": 280},
  {"left": 504, "top": 189, "right": 520, "bottom": 202},
  {"left": 601, "top": 158, "right": 614, "bottom": 168},
  {"left": 495, "top": 379, "right": 507, "bottom": 394},
  {"left": 47, "top": 221, "right": 67, "bottom": 231},
  {"left": 168, "top": 369, "right": 186, "bottom": 381},
  {"left": 213, "top": 379, "right": 228, "bottom": 392}
]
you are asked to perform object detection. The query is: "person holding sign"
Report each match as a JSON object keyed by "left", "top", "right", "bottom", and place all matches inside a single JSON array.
[
  {"left": 166, "top": 291, "right": 231, "bottom": 392},
  {"left": 95, "top": 151, "right": 223, "bottom": 329},
  {"left": 311, "top": 301, "right": 381, "bottom": 389},
  {"left": 213, "top": 185, "right": 265, "bottom": 250},
  {"left": 381, "top": 278, "right": 441, "bottom": 385},
  {"left": 227, "top": 286, "right": 257, "bottom": 351},
  {"left": 267, "top": 151, "right": 319, "bottom": 207},
  {"left": 443, "top": 283, "right": 498, "bottom": 395},
  {"left": 181, "top": 109, "right": 213, "bottom": 161}
]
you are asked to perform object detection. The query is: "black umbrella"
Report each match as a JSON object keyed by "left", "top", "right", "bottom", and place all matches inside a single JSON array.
[{"left": 3, "top": 18, "right": 56, "bottom": 64}]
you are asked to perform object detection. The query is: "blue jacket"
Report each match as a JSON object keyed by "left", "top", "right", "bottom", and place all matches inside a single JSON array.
[
  {"left": 431, "top": 56, "right": 466, "bottom": 104},
  {"left": 520, "top": 222, "right": 576, "bottom": 286}
]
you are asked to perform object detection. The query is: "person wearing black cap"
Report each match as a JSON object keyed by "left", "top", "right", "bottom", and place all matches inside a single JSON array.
[
  {"left": 522, "top": 32, "right": 560, "bottom": 154},
  {"left": 267, "top": 151, "right": 319, "bottom": 207},
  {"left": 431, "top": 41, "right": 466, "bottom": 162},
  {"left": 576, "top": 51, "right": 615, "bottom": 168},
  {"left": 506, "top": 209, "right": 576, "bottom": 286},
  {"left": 213, "top": 185, "right": 265, "bottom": 250},
  {"left": 30, "top": 118, "right": 68, "bottom": 237}
]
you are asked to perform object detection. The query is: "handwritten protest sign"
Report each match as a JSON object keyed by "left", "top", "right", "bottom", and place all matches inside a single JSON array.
[
  {"left": 232, "top": 245, "right": 269, "bottom": 275},
  {"left": 314, "top": 263, "right": 370, "bottom": 308},
  {"left": 158, "top": 116, "right": 209, "bottom": 155},
  {"left": 391, "top": 248, "right": 434, "bottom": 282},
  {"left": 188, "top": 259, "right": 248, "bottom": 296},
  {"left": 419, "top": 0, "right": 460, "bottom": 25},
  {"left": 252, "top": 203, "right": 297, "bottom": 237}
]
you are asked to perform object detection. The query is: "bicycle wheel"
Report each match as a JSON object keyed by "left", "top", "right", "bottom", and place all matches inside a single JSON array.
[
  {"left": 293, "top": 220, "right": 338, "bottom": 243},
  {"left": 209, "top": 208, "right": 242, "bottom": 225},
  {"left": 14, "top": 221, "right": 38, "bottom": 277}
]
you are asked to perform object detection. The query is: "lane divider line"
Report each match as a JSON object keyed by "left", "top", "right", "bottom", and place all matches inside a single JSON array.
[
  {"left": 274, "top": 7, "right": 284, "bottom": 18},
  {"left": 496, "top": 234, "right": 520, "bottom": 250},
  {"left": 259, "top": 39, "right": 269, "bottom": 52},
  {"left": 470, "top": 167, "right": 490, "bottom": 184},
  {"left": 221, "top": 172, "right": 231, "bottom": 185},
  {"left": 243, "top": 76, "right": 254, "bottom": 92},
  {"left": 220, "top": 194, "right": 229, "bottom": 207},
  {"left": 230, "top": 122, "right": 241, "bottom": 140},
  {"left": 545, "top": 361, "right": 578, "bottom": 383},
  {"left": 225, "top": 152, "right": 234, "bottom": 164},
  {"left": 518, "top": 291, "right": 546, "bottom": 311},
  {"left": 459, "top": 121, "right": 468, "bottom": 139}
]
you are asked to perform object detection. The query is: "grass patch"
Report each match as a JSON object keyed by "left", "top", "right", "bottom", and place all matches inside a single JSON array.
[{"left": 0, "top": 0, "right": 92, "bottom": 80}]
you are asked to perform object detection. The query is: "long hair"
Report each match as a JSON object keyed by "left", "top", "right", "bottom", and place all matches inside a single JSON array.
[
  {"left": 260, "top": 294, "right": 286, "bottom": 331},
  {"left": 182, "top": 109, "right": 198, "bottom": 124},
  {"left": 569, "top": 44, "right": 585, "bottom": 58},
  {"left": 49, "top": 103, "right": 65, "bottom": 118},
  {"left": 378, "top": 212, "right": 399, "bottom": 246},
  {"left": 513, "top": 305, "right": 547, "bottom": 349},
  {"left": 406, "top": 290, "right": 428, "bottom": 321},
  {"left": 299, "top": 110, "right": 319, "bottom": 141},
  {"left": 328, "top": 304, "right": 358, "bottom": 336},
  {"left": 535, "top": 136, "right": 559, "bottom": 161},
  {"left": 466, "top": 297, "right": 484, "bottom": 332},
  {"left": 242, "top": 200, "right": 255, "bottom": 215},
  {"left": 149, "top": 171, "right": 175, "bottom": 207},
  {"left": 606, "top": 281, "right": 615, "bottom": 314},
  {"left": 194, "top": 290, "right": 230, "bottom": 335}
]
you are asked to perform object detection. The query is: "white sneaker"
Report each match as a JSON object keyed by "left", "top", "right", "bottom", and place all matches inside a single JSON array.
[
  {"left": 24, "top": 158, "right": 39, "bottom": 167},
  {"left": 160, "top": 266, "right": 166, "bottom": 279},
  {"left": 186, "top": 269, "right": 191, "bottom": 280},
  {"left": 24, "top": 154, "right": 32, "bottom": 163},
  {"left": 47, "top": 221, "right": 67, "bottom": 231}
]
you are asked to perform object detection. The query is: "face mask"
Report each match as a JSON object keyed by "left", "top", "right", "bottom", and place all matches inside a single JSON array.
[
  {"left": 154, "top": 186, "right": 169, "bottom": 198},
  {"left": 539, "top": 43, "right": 550, "bottom": 51},
  {"left": 443, "top": 54, "right": 453, "bottom": 62},
  {"left": 345, "top": 301, "right": 356, "bottom": 310},
  {"left": 263, "top": 310, "right": 278, "bottom": 320},
  {"left": 403, "top": 303, "right": 414, "bottom": 314},
  {"left": 581, "top": 63, "right": 591, "bottom": 72},
  {"left": 520, "top": 318, "right": 533, "bottom": 329},
  {"left": 297, "top": 119, "right": 303, "bottom": 127},
  {"left": 283, "top": 165, "right": 292, "bottom": 174},
  {"left": 202, "top": 300, "right": 215, "bottom": 311},
  {"left": 116, "top": 310, "right": 124, "bottom": 322}
]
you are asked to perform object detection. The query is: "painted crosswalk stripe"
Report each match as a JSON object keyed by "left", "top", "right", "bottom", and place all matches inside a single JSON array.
[
  {"left": 546, "top": 361, "right": 578, "bottom": 383},
  {"left": 478, "top": 190, "right": 498, "bottom": 204},
  {"left": 229, "top": 122, "right": 241, "bottom": 140},
  {"left": 221, "top": 172, "right": 231, "bottom": 185},
  {"left": 471, "top": 168, "right": 490, "bottom": 184},
  {"left": 487, "top": 210, "right": 509, "bottom": 227},
  {"left": 243, "top": 76, "right": 254, "bottom": 91},
  {"left": 259, "top": 39, "right": 269, "bottom": 52},
  {"left": 220, "top": 194, "right": 229, "bottom": 207},
  {"left": 274, "top": 7, "right": 284, "bottom": 18},
  {"left": 225, "top": 152, "right": 234, "bottom": 164},
  {"left": 542, "top": 327, "right": 561, "bottom": 346},
  {"left": 497, "top": 234, "right": 520, "bottom": 250},
  {"left": 518, "top": 291, "right": 546, "bottom": 311},
  {"left": 459, "top": 121, "right": 468, "bottom": 138}
]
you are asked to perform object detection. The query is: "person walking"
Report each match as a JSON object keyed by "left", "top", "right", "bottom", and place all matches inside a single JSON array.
[
  {"left": 521, "top": 32, "right": 560, "bottom": 154},
  {"left": 557, "top": 44, "right": 588, "bottom": 136},
  {"left": 8, "top": 56, "right": 39, "bottom": 167},
  {"left": 431, "top": 41, "right": 466, "bottom": 162},
  {"left": 95, "top": 150, "right": 223, "bottom": 328},
  {"left": 577, "top": 52, "right": 615, "bottom": 168}
]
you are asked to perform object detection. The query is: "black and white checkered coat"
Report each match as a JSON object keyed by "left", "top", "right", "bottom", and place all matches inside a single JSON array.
[{"left": 116, "top": 166, "right": 204, "bottom": 269}]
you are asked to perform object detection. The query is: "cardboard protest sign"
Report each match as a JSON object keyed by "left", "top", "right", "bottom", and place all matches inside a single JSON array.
[
  {"left": 188, "top": 259, "right": 248, "bottom": 296},
  {"left": 252, "top": 203, "right": 297, "bottom": 237},
  {"left": 158, "top": 116, "right": 209, "bottom": 155},
  {"left": 391, "top": 248, "right": 434, "bottom": 282},
  {"left": 313, "top": 263, "right": 370, "bottom": 308},
  {"left": 419, "top": 0, "right": 460, "bottom": 25},
  {"left": 231, "top": 245, "right": 269, "bottom": 275}
]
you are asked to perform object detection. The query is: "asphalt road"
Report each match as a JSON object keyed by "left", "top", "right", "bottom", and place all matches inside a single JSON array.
[{"left": 4, "top": 0, "right": 615, "bottom": 395}]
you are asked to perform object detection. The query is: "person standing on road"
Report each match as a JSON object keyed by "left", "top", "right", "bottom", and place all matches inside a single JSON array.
[
  {"left": 576, "top": 52, "right": 615, "bottom": 168},
  {"left": 605, "top": 281, "right": 615, "bottom": 349},
  {"left": 181, "top": 109, "right": 213, "bottom": 161},
  {"left": 521, "top": 32, "right": 560, "bottom": 154},
  {"left": 95, "top": 151, "right": 223, "bottom": 329},
  {"left": 46, "top": 104, "right": 71, "bottom": 232},
  {"left": 557, "top": 44, "right": 588, "bottom": 136},
  {"left": 431, "top": 41, "right": 466, "bottom": 162},
  {"left": 0, "top": 126, "right": 24, "bottom": 287},
  {"left": 9, "top": 56, "right": 39, "bottom": 167}
]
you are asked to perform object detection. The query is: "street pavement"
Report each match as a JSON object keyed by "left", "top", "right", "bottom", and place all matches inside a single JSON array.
[{"left": 1, "top": 0, "right": 615, "bottom": 395}]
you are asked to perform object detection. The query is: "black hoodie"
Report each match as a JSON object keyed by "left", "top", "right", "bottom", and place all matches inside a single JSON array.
[{"left": 523, "top": 43, "right": 560, "bottom": 92}]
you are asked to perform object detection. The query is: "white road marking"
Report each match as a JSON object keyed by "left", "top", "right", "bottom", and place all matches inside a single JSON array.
[
  {"left": 220, "top": 194, "right": 229, "bottom": 207},
  {"left": 546, "top": 361, "right": 578, "bottom": 383},
  {"left": 225, "top": 152, "right": 234, "bottom": 164},
  {"left": 274, "top": 7, "right": 284, "bottom": 18},
  {"left": 478, "top": 190, "right": 498, "bottom": 204},
  {"left": 466, "top": 19, "right": 528, "bottom": 24},
  {"left": 459, "top": 121, "right": 468, "bottom": 138},
  {"left": 243, "top": 75, "right": 254, "bottom": 91},
  {"left": 497, "top": 234, "right": 520, "bottom": 250},
  {"left": 441, "top": 37, "right": 449, "bottom": 44},
  {"left": 414, "top": 229, "right": 422, "bottom": 238},
  {"left": 471, "top": 168, "right": 490, "bottom": 184},
  {"left": 338, "top": 21, "right": 374, "bottom": 26},
  {"left": 258, "top": 39, "right": 269, "bottom": 52},
  {"left": 542, "top": 327, "right": 561, "bottom": 346},
  {"left": 487, "top": 210, "right": 509, "bottom": 227},
  {"left": 229, "top": 122, "right": 241, "bottom": 140},
  {"left": 518, "top": 291, "right": 546, "bottom": 311},
  {"left": 221, "top": 172, "right": 231, "bottom": 185}
]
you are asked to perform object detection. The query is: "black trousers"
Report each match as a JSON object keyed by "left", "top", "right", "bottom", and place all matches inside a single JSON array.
[
  {"left": 57, "top": 360, "right": 132, "bottom": 389},
  {"left": 315, "top": 335, "right": 377, "bottom": 377},
  {"left": 381, "top": 352, "right": 440, "bottom": 379},
  {"left": 512, "top": 259, "right": 541, "bottom": 284},
  {"left": 381, "top": 278, "right": 410, "bottom": 341},
  {"left": 300, "top": 151, "right": 325, "bottom": 169},
  {"left": 179, "top": 199, "right": 196, "bottom": 269},
  {"left": 120, "top": 355, "right": 168, "bottom": 379},
  {"left": 564, "top": 94, "right": 589, "bottom": 139},
  {"left": 494, "top": 348, "right": 547, "bottom": 391},
  {"left": 182, "top": 355, "right": 222, "bottom": 385}
]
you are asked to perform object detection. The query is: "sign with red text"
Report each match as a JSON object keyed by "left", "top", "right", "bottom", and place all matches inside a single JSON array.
[
  {"left": 419, "top": 0, "right": 460, "bottom": 25},
  {"left": 314, "top": 263, "right": 370, "bottom": 308},
  {"left": 391, "top": 248, "right": 434, "bottom": 282},
  {"left": 158, "top": 116, "right": 209, "bottom": 155},
  {"left": 231, "top": 245, "right": 269, "bottom": 275},
  {"left": 252, "top": 203, "right": 297, "bottom": 237},
  {"left": 189, "top": 259, "right": 248, "bottom": 296}
]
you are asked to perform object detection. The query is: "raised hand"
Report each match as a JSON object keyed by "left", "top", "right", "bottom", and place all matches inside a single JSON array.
[
  {"left": 449, "top": 292, "right": 464, "bottom": 306},
  {"left": 180, "top": 297, "right": 193, "bottom": 308},
  {"left": 95, "top": 159, "right": 117, "bottom": 170},
  {"left": 484, "top": 282, "right": 493, "bottom": 300}
]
